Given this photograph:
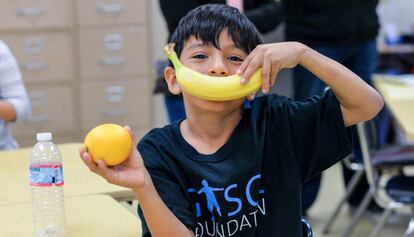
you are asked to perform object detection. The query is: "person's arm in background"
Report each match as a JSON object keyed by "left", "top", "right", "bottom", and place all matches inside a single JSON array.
[
  {"left": 0, "top": 40, "right": 31, "bottom": 122},
  {"left": 0, "top": 100, "right": 17, "bottom": 121},
  {"left": 159, "top": 0, "right": 198, "bottom": 36},
  {"left": 244, "top": 0, "right": 284, "bottom": 34}
]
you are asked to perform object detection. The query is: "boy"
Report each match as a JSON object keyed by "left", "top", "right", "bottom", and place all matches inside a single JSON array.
[{"left": 79, "top": 4, "right": 383, "bottom": 237}]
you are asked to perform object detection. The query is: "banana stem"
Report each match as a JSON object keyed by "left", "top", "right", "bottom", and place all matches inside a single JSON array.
[{"left": 163, "top": 43, "right": 181, "bottom": 69}]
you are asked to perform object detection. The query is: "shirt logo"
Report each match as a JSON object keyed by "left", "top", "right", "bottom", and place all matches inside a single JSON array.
[{"left": 188, "top": 174, "right": 266, "bottom": 236}]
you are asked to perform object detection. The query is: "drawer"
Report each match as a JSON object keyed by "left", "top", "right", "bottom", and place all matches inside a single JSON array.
[
  {"left": 0, "top": 0, "right": 73, "bottom": 31},
  {"left": 1, "top": 32, "right": 75, "bottom": 83},
  {"left": 10, "top": 84, "right": 77, "bottom": 137},
  {"left": 76, "top": 0, "right": 147, "bottom": 26},
  {"left": 78, "top": 27, "right": 149, "bottom": 79},
  {"left": 80, "top": 80, "right": 151, "bottom": 131}
]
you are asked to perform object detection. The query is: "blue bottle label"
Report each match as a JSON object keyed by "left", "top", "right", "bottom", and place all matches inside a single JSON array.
[{"left": 29, "top": 163, "right": 64, "bottom": 186}]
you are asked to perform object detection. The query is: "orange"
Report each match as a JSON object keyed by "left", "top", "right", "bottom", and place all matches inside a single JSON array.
[{"left": 84, "top": 123, "right": 132, "bottom": 166}]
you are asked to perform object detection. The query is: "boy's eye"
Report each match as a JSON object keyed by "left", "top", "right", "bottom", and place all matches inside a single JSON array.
[
  {"left": 192, "top": 54, "right": 208, "bottom": 59},
  {"left": 228, "top": 56, "right": 243, "bottom": 62}
]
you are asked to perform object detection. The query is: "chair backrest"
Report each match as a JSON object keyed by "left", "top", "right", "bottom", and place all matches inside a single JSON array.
[
  {"left": 301, "top": 218, "right": 313, "bottom": 237},
  {"left": 356, "top": 120, "right": 411, "bottom": 208},
  {"left": 356, "top": 122, "right": 380, "bottom": 188}
]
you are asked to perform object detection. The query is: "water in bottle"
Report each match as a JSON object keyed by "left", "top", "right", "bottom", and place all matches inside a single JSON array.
[{"left": 29, "top": 132, "right": 65, "bottom": 237}]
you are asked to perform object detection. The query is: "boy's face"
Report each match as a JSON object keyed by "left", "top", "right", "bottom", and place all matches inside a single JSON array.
[
  {"left": 180, "top": 29, "right": 247, "bottom": 77},
  {"left": 165, "top": 29, "right": 248, "bottom": 113}
]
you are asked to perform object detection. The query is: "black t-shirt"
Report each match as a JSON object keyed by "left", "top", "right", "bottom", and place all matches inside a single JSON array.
[{"left": 137, "top": 91, "right": 352, "bottom": 237}]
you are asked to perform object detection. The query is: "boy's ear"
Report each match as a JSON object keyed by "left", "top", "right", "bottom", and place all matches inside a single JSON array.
[{"left": 164, "top": 66, "right": 182, "bottom": 95}]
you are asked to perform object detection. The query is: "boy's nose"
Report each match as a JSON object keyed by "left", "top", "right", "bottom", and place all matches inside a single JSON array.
[{"left": 208, "top": 59, "right": 228, "bottom": 76}]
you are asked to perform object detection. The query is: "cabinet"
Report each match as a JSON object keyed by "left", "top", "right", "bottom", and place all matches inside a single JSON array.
[
  {"left": 78, "top": 27, "right": 149, "bottom": 79},
  {"left": 1, "top": 0, "right": 152, "bottom": 147},
  {"left": 0, "top": 0, "right": 73, "bottom": 31}
]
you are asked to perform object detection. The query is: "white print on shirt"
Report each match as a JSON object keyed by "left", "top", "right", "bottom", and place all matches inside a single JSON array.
[
  {"left": 188, "top": 174, "right": 265, "bottom": 236},
  {"left": 195, "top": 198, "right": 265, "bottom": 237}
]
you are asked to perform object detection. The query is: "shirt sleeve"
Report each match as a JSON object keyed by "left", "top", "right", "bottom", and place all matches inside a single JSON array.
[
  {"left": 284, "top": 90, "right": 353, "bottom": 183},
  {"left": 0, "top": 40, "right": 31, "bottom": 122},
  {"left": 137, "top": 132, "right": 196, "bottom": 237}
]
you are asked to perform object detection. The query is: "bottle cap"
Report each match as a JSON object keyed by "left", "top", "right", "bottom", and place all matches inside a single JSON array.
[{"left": 36, "top": 132, "right": 52, "bottom": 141}]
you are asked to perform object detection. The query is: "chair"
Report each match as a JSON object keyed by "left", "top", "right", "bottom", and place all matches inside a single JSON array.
[
  {"left": 321, "top": 154, "right": 365, "bottom": 234},
  {"left": 302, "top": 218, "right": 313, "bottom": 237},
  {"left": 342, "top": 121, "right": 414, "bottom": 237},
  {"left": 322, "top": 122, "right": 378, "bottom": 235}
]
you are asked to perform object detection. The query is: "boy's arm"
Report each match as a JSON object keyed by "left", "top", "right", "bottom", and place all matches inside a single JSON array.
[
  {"left": 79, "top": 127, "right": 194, "bottom": 237},
  {"left": 238, "top": 42, "right": 384, "bottom": 126},
  {"left": 135, "top": 178, "right": 195, "bottom": 237},
  {"left": 298, "top": 45, "right": 383, "bottom": 126}
]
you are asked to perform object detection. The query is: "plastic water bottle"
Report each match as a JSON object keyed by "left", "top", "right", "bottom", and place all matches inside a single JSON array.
[{"left": 29, "top": 133, "right": 65, "bottom": 237}]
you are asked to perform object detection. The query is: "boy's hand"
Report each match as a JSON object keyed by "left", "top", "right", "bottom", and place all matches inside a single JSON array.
[
  {"left": 79, "top": 126, "right": 150, "bottom": 192},
  {"left": 238, "top": 42, "right": 307, "bottom": 93}
]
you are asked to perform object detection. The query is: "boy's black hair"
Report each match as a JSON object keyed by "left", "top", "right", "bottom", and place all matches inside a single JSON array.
[{"left": 169, "top": 4, "right": 263, "bottom": 58}]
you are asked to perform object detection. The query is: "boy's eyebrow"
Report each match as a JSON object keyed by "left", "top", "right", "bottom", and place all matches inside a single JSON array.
[
  {"left": 224, "top": 44, "right": 240, "bottom": 51},
  {"left": 187, "top": 42, "right": 206, "bottom": 50},
  {"left": 187, "top": 43, "right": 241, "bottom": 52}
]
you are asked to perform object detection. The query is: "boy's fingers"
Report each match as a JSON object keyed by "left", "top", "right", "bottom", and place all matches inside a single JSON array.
[
  {"left": 81, "top": 151, "right": 100, "bottom": 174},
  {"left": 80, "top": 149, "right": 91, "bottom": 164},
  {"left": 261, "top": 59, "right": 271, "bottom": 93},
  {"left": 80, "top": 146, "right": 119, "bottom": 183},
  {"left": 96, "top": 159, "right": 110, "bottom": 175},
  {"left": 79, "top": 147, "right": 86, "bottom": 157},
  {"left": 270, "top": 77, "right": 276, "bottom": 87},
  {"left": 124, "top": 125, "right": 137, "bottom": 152},
  {"left": 79, "top": 147, "right": 109, "bottom": 179},
  {"left": 238, "top": 45, "right": 260, "bottom": 77},
  {"left": 238, "top": 54, "right": 252, "bottom": 77},
  {"left": 270, "top": 67, "right": 280, "bottom": 86},
  {"left": 80, "top": 150, "right": 107, "bottom": 178},
  {"left": 241, "top": 58, "right": 260, "bottom": 85},
  {"left": 124, "top": 125, "right": 134, "bottom": 140}
]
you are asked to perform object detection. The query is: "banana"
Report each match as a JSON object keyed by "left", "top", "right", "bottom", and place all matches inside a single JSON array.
[{"left": 164, "top": 43, "right": 262, "bottom": 101}]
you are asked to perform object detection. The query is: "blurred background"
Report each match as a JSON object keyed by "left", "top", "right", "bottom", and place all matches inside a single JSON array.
[
  {"left": 1, "top": 1, "right": 414, "bottom": 236},
  {"left": 0, "top": 0, "right": 412, "bottom": 146}
]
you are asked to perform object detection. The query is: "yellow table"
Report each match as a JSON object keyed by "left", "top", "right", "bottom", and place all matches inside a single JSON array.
[
  {"left": 0, "top": 195, "right": 141, "bottom": 236},
  {"left": 0, "top": 143, "right": 135, "bottom": 206},
  {"left": 373, "top": 75, "right": 414, "bottom": 142}
]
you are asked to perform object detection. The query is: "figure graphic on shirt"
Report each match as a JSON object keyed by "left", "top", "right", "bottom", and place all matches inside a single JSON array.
[{"left": 198, "top": 179, "right": 224, "bottom": 221}]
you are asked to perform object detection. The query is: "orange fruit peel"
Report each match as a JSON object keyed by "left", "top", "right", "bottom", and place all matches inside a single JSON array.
[{"left": 84, "top": 123, "right": 132, "bottom": 166}]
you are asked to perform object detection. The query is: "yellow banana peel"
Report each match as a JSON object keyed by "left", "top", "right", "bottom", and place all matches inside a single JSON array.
[{"left": 164, "top": 43, "right": 262, "bottom": 101}]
